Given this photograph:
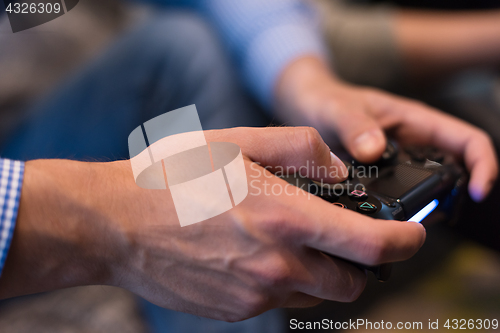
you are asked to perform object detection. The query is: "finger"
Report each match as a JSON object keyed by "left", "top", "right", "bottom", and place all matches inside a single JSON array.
[
  {"left": 459, "top": 129, "right": 497, "bottom": 202},
  {"left": 318, "top": 205, "right": 425, "bottom": 265},
  {"left": 380, "top": 99, "right": 498, "bottom": 202},
  {"left": 277, "top": 194, "right": 427, "bottom": 266},
  {"left": 321, "top": 97, "right": 387, "bottom": 163},
  {"left": 206, "top": 127, "right": 348, "bottom": 182},
  {"left": 465, "top": 138, "right": 498, "bottom": 202},
  {"left": 292, "top": 251, "right": 367, "bottom": 303}
]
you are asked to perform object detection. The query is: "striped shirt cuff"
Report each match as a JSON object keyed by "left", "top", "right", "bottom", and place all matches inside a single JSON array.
[
  {"left": 0, "top": 159, "right": 25, "bottom": 276},
  {"left": 196, "top": 0, "right": 327, "bottom": 110},
  {"left": 244, "top": 23, "right": 326, "bottom": 109}
]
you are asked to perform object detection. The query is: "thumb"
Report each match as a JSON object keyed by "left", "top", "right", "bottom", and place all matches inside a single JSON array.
[
  {"left": 327, "top": 106, "right": 386, "bottom": 163},
  {"left": 208, "top": 127, "right": 348, "bottom": 183}
]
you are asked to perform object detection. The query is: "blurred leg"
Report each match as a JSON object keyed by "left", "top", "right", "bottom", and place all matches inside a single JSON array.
[{"left": 0, "top": 11, "right": 270, "bottom": 161}]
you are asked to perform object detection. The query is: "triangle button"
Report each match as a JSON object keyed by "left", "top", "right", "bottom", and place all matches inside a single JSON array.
[{"left": 357, "top": 201, "right": 378, "bottom": 214}]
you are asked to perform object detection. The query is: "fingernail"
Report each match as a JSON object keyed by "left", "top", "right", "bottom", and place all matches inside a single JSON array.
[
  {"left": 353, "top": 130, "right": 385, "bottom": 160},
  {"left": 469, "top": 180, "right": 493, "bottom": 203},
  {"left": 419, "top": 225, "right": 427, "bottom": 248},
  {"left": 330, "top": 151, "right": 348, "bottom": 179},
  {"left": 469, "top": 185, "right": 484, "bottom": 203}
]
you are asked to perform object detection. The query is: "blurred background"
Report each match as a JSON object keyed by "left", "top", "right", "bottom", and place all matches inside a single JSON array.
[{"left": 0, "top": 0, "right": 499, "bottom": 331}]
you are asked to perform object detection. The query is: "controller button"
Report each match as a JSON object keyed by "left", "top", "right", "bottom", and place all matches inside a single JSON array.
[
  {"left": 332, "top": 202, "right": 346, "bottom": 209},
  {"left": 357, "top": 201, "right": 378, "bottom": 213},
  {"left": 350, "top": 189, "right": 368, "bottom": 201}
]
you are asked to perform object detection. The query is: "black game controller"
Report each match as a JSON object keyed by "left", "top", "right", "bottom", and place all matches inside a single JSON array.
[{"left": 281, "top": 141, "right": 466, "bottom": 281}]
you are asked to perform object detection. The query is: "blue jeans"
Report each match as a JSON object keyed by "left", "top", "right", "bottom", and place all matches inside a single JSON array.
[
  {"left": 0, "top": 11, "right": 270, "bottom": 160},
  {"left": 0, "top": 11, "right": 284, "bottom": 333}
]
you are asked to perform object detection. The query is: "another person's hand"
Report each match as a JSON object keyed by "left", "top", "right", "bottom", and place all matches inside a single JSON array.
[
  {"left": 275, "top": 56, "right": 498, "bottom": 202},
  {"left": 0, "top": 127, "right": 425, "bottom": 322}
]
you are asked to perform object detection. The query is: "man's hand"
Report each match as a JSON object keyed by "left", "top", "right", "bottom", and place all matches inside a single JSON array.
[
  {"left": 0, "top": 127, "right": 425, "bottom": 322},
  {"left": 275, "top": 56, "right": 498, "bottom": 202}
]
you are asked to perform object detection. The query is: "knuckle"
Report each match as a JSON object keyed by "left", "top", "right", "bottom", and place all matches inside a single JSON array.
[
  {"left": 360, "top": 237, "right": 392, "bottom": 266},
  {"left": 240, "top": 292, "right": 269, "bottom": 317},
  {"left": 301, "top": 127, "right": 325, "bottom": 158},
  {"left": 267, "top": 215, "right": 308, "bottom": 242},
  {"left": 342, "top": 273, "right": 367, "bottom": 302},
  {"left": 476, "top": 129, "right": 493, "bottom": 145},
  {"left": 249, "top": 251, "right": 294, "bottom": 290},
  {"left": 220, "top": 290, "right": 270, "bottom": 322},
  {"left": 258, "top": 258, "right": 293, "bottom": 288}
]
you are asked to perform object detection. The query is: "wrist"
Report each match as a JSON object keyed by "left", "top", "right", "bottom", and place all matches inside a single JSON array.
[
  {"left": 0, "top": 160, "right": 129, "bottom": 298},
  {"left": 273, "top": 56, "right": 346, "bottom": 126}
]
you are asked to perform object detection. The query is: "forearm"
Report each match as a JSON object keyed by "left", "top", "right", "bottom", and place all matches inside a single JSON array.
[
  {"left": 395, "top": 9, "right": 500, "bottom": 80},
  {"left": 0, "top": 160, "right": 128, "bottom": 299}
]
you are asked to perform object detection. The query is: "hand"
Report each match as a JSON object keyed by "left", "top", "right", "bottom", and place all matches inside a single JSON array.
[
  {"left": 0, "top": 127, "right": 425, "bottom": 322},
  {"left": 275, "top": 56, "right": 498, "bottom": 202}
]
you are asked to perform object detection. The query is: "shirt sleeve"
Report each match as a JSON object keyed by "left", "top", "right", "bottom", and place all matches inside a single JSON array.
[
  {"left": 197, "top": 0, "right": 327, "bottom": 109},
  {"left": 0, "top": 159, "right": 24, "bottom": 276},
  {"left": 135, "top": 0, "right": 327, "bottom": 110}
]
